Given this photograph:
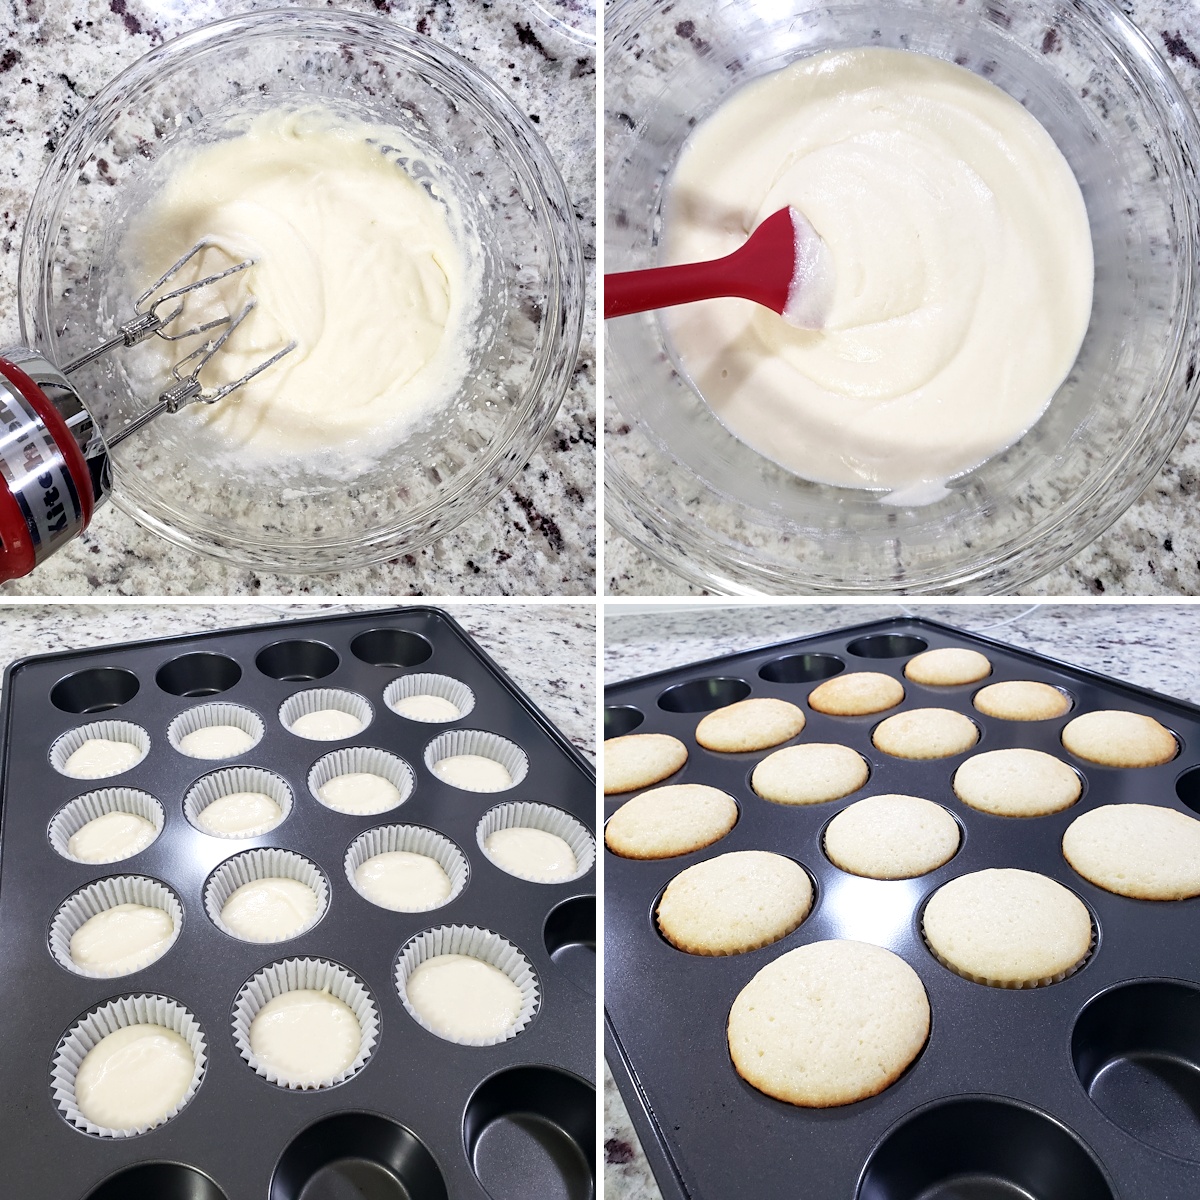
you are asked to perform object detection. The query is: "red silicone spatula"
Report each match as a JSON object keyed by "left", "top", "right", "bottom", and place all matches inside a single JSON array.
[{"left": 604, "top": 206, "right": 834, "bottom": 328}]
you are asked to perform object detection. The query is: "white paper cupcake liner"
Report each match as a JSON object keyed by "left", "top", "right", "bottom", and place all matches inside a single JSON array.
[
  {"left": 308, "top": 747, "right": 415, "bottom": 815},
  {"left": 344, "top": 825, "right": 469, "bottom": 912},
  {"left": 232, "top": 958, "right": 379, "bottom": 1090},
  {"left": 922, "top": 906, "right": 1097, "bottom": 989},
  {"left": 280, "top": 688, "right": 374, "bottom": 740},
  {"left": 48, "top": 788, "right": 164, "bottom": 864},
  {"left": 423, "top": 730, "right": 529, "bottom": 792},
  {"left": 384, "top": 673, "right": 476, "bottom": 722},
  {"left": 205, "top": 849, "right": 329, "bottom": 943},
  {"left": 50, "top": 875, "right": 183, "bottom": 979},
  {"left": 167, "top": 703, "right": 264, "bottom": 759},
  {"left": 183, "top": 767, "right": 293, "bottom": 839},
  {"left": 51, "top": 994, "right": 206, "bottom": 1137},
  {"left": 395, "top": 924, "right": 539, "bottom": 1046},
  {"left": 49, "top": 721, "right": 150, "bottom": 779},
  {"left": 476, "top": 802, "right": 595, "bottom": 884}
]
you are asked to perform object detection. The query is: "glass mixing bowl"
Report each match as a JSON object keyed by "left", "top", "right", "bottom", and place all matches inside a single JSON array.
[
  {"left": 605, "top": 0, "right": 1200, "bottom": 594},
  {"left": 20, "top": 9, "right": 584, "bottom": 573}
]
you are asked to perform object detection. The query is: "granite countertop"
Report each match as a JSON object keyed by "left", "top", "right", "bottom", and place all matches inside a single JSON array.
[
  {"left": 605, "top": 3, "right": 1200, "bottom": 597},
  {"left": 0, "top": 0, "right": 594, "bottom": 597},
  {"left": 0, "top": 601, "right": 597, "bottom": 760},
  {"left": 603, "top": 601, "right": 1200, "bottom": 1198}
]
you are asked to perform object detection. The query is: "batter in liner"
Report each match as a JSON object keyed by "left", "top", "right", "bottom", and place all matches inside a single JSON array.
[
  {"left": 220, "top": 877, "right": 318, "bottom": 942},
  {"left": 125, "top": 105, "right": 476, "bottom": 459},
  {"left": 70, "top": 903, "right": 174, "bottom": 975},
  {"left": 197, "top": 791, "right": 282, "bottom": 837},
  {"left": 178, "top": 724, "right": 256, "bottom": 759},
  {"left": 317, "top": 772, "right": 403, "bottom": 815},
  {"left": 68, "top": 811, "right": 157, "bottom": 862},
  {"left": 406, "top": 954, "right": 523, "bottom": 1041},
  {"left": 62, "top": 738, "right": 144, "bottom": 779},
  {"left": 485, "top": 827, "right": 576, "bottom": 882},
  {"left": 664, "top": 48, "right": 1094, "bottom": 492},
  {"left": 249, "top": 989, "right": 361, "bottom": 1086},
  {"left": 433, "top": 754, "right": 512, "bottom": 792},
  {"left": 354, "top": 850, "right": 452, "bottom": 911},
  {"left": 74, "top": 1024, "right": 194, "bottom": 1132}
]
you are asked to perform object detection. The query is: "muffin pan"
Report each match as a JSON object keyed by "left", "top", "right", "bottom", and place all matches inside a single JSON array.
[
  {"left": 0, "top": 606, "right": 595, "bottom": 1199},
  {"left": 604, "top": 617, "right": 1200, "bottom": 1200}
]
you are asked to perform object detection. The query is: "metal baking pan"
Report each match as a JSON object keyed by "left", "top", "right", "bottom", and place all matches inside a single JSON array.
[
  {"left": 0, "top": 605, "right": 596, "bottom": 1200},
  {"left": 604, "top": 616, "right": 1200, "bottom": 1200}
]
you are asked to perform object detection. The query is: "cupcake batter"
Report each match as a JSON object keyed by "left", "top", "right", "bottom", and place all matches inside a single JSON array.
[
  {"left": 61, "top": 738, "right": 143, "bottom": 779},
  {"left": 317, "top": 772, "right": 402, "bottom": 815},
  {"left": 70, "top": 904, "right": 174, "bottom": 976},
  {"left": 68, "top": 811, "right": 157, "bottom": 862},
  {"left": 220, "top": 877, "right": 318, "bottom": 941},
  {"left": 197, "top": 791, "right": 282, "bottom": 837},
  {"left": 485, "top": 827, "right": 576, "bottom": 882},
  {"left": 178, "top": 724, "right": 256, "bottom": 758},
  {"left": 75, "top": 1024, "right": 194, "bottom": 1131},
  {"left": 433, "top": 753, "right": 512, "bottom": 791},
  {"left": 392, "top": 694, "right": 462, "bottom": 722},
  {"left": 125, "top": 105, "right": 475, "bottom": 459},
  {"left": 664, "top": 48, "right": 1094, "bottom": 492},
  {"left": 355, "top": 850, "right": 452, "bottom": 911},
  {"left": 249, "top": 989, "right": 361, "bottom": 1086},
  {"left": 406, "top": 954, "right": 523, "bottom": 1041},
  {"left": 290, "top": 709, "right": 364, "bottom": 740}
]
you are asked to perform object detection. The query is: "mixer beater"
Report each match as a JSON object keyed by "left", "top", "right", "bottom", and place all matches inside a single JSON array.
[{"left": 0, "top": 241, "right": 295, "bottom": 581}]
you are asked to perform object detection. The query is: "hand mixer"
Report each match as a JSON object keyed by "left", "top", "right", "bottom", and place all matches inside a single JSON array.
[{"left": 0, "top": 242, "right": 294, "bottom": 582}]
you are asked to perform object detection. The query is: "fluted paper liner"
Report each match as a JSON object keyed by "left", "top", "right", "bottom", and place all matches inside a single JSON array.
[
  {"left": 477, "top": 802, "right": 595, "bottom": 883},
  {"left": 184, "top": 767, "right": 292, "bottom": 838},
  {"left": 205, "top": 850, "right": 328, "bottom": 943},
  {"left": 49, "top": 788, "right": 164, "bottom": 864},
  {"left": 921, "top": 900, "right": 1097, "bottom": 989},
  {"left": 52, "top": 994, "right": 206, "bottom": 1137},
  {"left": 395, "top": 924, "right": 539, "bottom": 1045},
  {"left": 423, "top": 730, "right": 528, "bottom": 791},
  {"left": 50, "top": 875, "right": 182, "bottom": 979},
  {"left": 50, "top": 721, "right": 150, "bottom": 779},
  {"left": 384, "top": 673, "right": 476, "bottom": 722},
  {"left": 167, "top": 702, "right": 264, "bottom": 759},
  {"left": 279, "top": 688, "right": 373, "bottom": 740},
  {"left": 345, "top": 825, "right": 469, "bottom": 912},
  {"left": 232, "top": 957, "right": 379, "bottom": 1090},
  {"left": 308, "top": 747, "right": 415, "bottom": 815}
]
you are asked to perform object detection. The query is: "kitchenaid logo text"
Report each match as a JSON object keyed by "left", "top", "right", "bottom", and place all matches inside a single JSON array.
[{"left": 0, "top": 378, "right": 81, "bottom": 556}]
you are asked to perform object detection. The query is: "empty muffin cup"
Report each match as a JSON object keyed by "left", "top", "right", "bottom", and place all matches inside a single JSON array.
[
  {"left": 384, "top": 673, "right": 476, "bottom": 722},
  {"left": 204, "top": 849, "right": 329, "bottom": 943},
  {"left": 279, "top": 689, "right": 373, "bottom": 741},
  {"left": 423, "top": 730, "right": 528, "bottom": 792},
  {"left": 395, "top": 924, "right": 539, "bottom": 1046},
  {"left": 308, "top": 747, "right": 415, "bottom": 816},
  {"left": 477, "top": 802, "right": 595, "bottom": 884},
  {"left": 167, "top": 703, "right": 264, "bottom": 760},
  {"left": 184, "top": 767, "right": 293, "bottom": 839},
  {"left": 232, "top": 957, "right": 379, "bottom": 1091},
  {"left": 50, "top": 721, "right": 150, "bottom": 780},
  {"left": 49, "top": 788, "right": 164, "bottom": 864},
  {"left": 344, "top": 825, "right": 469, "bottom": 913},
  {"left": 51, "top": 994, "right": 207, "bottom": 1138},
  {"left": 50, "top": 875, "right": 182, "bottom": 979}
]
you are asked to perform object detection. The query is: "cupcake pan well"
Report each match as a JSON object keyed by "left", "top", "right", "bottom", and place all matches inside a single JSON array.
[
  {"left": 0, "top": 606, "right": 595, "bottom": 1199},
  {"left": 605, "top": 617, "right": 1200, "bottom": 1200}
]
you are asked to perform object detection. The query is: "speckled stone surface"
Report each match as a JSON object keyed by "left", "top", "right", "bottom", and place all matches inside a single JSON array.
[
  {"left": 605, "top": 3, "right": 1200, "bottom": 598},
  {"left": 0, "top": 0, "right": 595, "bottom": 597},
  {"left": 603, "top": 600, "right": 1200, "bottom": 1197},
  {"left": 0, "top": 601, "right": 597, "bottom": 760}
]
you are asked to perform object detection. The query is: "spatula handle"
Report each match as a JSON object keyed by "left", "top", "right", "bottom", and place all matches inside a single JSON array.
[{"left": 604, "top": 260, "right": 731, "bottom": 319}]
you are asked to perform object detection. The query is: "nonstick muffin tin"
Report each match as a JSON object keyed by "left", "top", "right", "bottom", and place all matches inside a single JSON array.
[
  {"left": 604, "top": 617, "right": 1200, "bottom": 1200},
  {"left": 0, "top": 606, "right": 596, "bottom": 1200}
]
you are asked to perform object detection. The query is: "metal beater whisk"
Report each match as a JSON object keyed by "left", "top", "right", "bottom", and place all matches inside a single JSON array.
[
  {"left": 62, "top": 240, "right": 297, "bottom": 447},
  {"left": 0, "top": 240, "right": 297, "bottom": 579}
]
